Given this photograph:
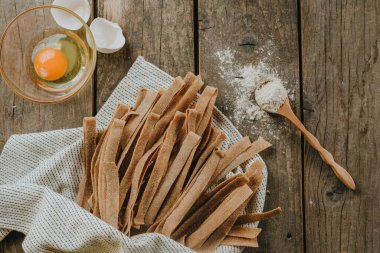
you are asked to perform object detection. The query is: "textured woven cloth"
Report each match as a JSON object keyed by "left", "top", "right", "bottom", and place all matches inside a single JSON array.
[{"left": 0, "top": 57, "right": 267, "bottom": 253}]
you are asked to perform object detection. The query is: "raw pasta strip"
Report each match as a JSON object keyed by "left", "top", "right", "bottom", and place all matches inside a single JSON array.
[
  {"left": 90, "top": 106, "right": 129, "bottom": 215},
  {"left": 193, "top": 86, "right": 217, "bottom": 130},
  {"left": 195, "top": 161, "right": 264, "bottom": 243},
  {"left": 161, "top": 150, "right": 224, "bottom": 236},
  {"left": 221, "top": 236, "right": 258, "bottom": 248},
  {"left": 118, "top": 113, "right": 160, "bottom": 208},
  {"left": 197, "top": 201, "right": 247, "bottom": 252},
  {"left": 151, "top": 77, "right": 184, "bottom": 115},
  {"left": 213, "top": 137, "right": 272, "bottom": 183},
  {"left": 123, "top": 143, "right": 161, "bottom": 233},
  {"left": 76, "top": 117, "right": 97, "bottom": 211},
  {"left": 98, "top": 119, "right": 125, "bottom": 219},
  {"left": 186, "top": 109, "right": 198, "bottom": 133},
  {"left": 102, "top": 162, "right": 119, "bottom": 228},
  {"left": 187, "top": 128, "right": 226, "bottom": 187},
  {"left": 103, "top": 119, "right": 125, "bottom": 162},
  {"left": 234, "top": 207, "right": 283, "bottom": 225},
  {"left": 146, "top": 75, "right": 203, "bottom": 149},
  {"left": 156, "top": 109, "right": 200, "bottom": 215},
  {"left": 193, "top": 119, "right": 212, "bottom": 161},
  {"left": 120, "top": 89, "right": 160, "bottom": 149},
  {"left": 190, "top": 173, "right": 247, "bottom": 216},
  {"left": 121, "top": 113, "right": 161, "bottom": 226},
  {"left": 198, "top": 163, "right": 264, "bottom": 252},
  {"left": 185, "top": 184, "right": 253, "bottom": 249},
  {"left": 194, "top": 86, "right": 217, "bottom": 136},
  {"left": 227, "top": 227, "right": 261, "bottom": 239},
  {"left": 145, "top": 132, "right": 201, "bottom": 224},
  {"left": 114, "top": 103, "right": 130, "bottom": 119},
  {"left": 183, "top": 72, "right": 197, "bottom": 86},
  {"left": 133, "top": 88, "right": 148, "bottom": 110},
  {"left": 213, "top": 136, "right": 251, "bottom": 177},
  {"left": 171, "top": 174, "right": 249, "bottom": 241},
  {"left": 245, "top": 161, "right": 265, "bottom": 197},
  {"left": 134, "top": 112, "right": 186, "bottom": 226},
  {"left": 156, "top": 132, "right": 200, "bottom": 220}
]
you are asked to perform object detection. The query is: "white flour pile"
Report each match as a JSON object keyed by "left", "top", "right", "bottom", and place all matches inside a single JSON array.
[{"left": 255, "top": 78, "right": 288, "bottom": 113}]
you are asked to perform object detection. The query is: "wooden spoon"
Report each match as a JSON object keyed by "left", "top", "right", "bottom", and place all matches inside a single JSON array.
[{"left": 255, "top": 80, "right": 356, "bottom": 190}]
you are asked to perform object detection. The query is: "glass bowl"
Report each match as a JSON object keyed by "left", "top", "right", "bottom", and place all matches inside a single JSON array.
[{"left": 0, "top": 5, "right": 96, "bottom": 104}]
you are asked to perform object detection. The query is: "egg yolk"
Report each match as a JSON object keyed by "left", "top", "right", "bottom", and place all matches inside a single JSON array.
[{"left": 33, "top": 48, "right": 68, "bottom": 81}]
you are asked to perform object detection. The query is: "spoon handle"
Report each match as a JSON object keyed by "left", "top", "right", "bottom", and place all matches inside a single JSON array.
[{"left": 279, "top": 101, "right": 356, "bottom": 190}]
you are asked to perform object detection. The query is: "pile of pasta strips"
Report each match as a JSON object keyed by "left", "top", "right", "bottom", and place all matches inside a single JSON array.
[{"left": 76, "top": 72, "right": 281, "bottom": 252}]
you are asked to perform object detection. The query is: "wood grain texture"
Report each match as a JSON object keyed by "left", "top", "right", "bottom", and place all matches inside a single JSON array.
[
  {"left": 198, "top": 0, "right": 303, "bottom": 252},
  {"left": 96, "top": 0, "right": 194, "bottom": 109},
  {"left": 0, "top": 0, "right": 94, "bottom": 252},
  {"left": 301, "top": 0, "right": 380, "bottom": 252}
]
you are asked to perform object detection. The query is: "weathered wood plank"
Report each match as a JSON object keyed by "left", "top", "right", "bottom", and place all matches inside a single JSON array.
[
  {"left": 301, "top": 0, "right": 380, "bottom": 252},
  {"left": 0, "top": 0, "right": 94, "bottom": 252},
  {"left": 96, "top": 0, "right": 194, "bottom": 109},
  {"left": 198, "top": 0, "right": 303, "bottom": 252}
]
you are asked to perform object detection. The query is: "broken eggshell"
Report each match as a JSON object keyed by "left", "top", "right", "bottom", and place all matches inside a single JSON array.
[
  {"left": 51, "top": 0, "right": 91, "bottom": 30},
  {"left": 89, "top": 18, "right": 126, "bottom": 54}
]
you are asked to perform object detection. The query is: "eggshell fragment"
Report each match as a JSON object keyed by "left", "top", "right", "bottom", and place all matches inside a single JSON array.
[
  {"left": 89, "top": 18, "right": 126, "bottom": 54},
  {"left": 51, "top": 0, "right": 91, "bottom": 30}
]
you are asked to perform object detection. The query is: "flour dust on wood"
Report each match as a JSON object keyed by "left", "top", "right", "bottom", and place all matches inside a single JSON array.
[{"left": 214, "top": 44, "right": 294, "bottom": 140}]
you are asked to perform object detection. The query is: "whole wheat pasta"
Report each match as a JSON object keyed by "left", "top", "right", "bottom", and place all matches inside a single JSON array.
[
  {"left": 199, "top": 165, "right": 263, "bottom": 252},
  {"left": 102, "top": 161, "right": 119, "bottom": 228},
  {"left": 171, "top": 174, "right": 249, "bottom": 241},
  {"left": 145, "top": 132, "right": 201, "bottom": 224},
  {"left": 156, "top": 135, "right": 199, "bottom": 220},
  {"left": 235, "top": 207, "right": 283, "bottom": 225},
  {"left": 245, "top": 160, "right": 265, "bottom": 194},
  {"left": 185, "top": 184, "right": 253, "bottom": 249},
  {"left": 161, "top": 150, "right": 224, "bottom": 237},
  {"left": 156, "top": 109, "right": 201, "bottom": 216},
  {"left": 213, "top": 137, "right": 272, "bottom": 183},
  {"left": 113, "top": 103, "right": 130, "bottom": 119},
  {"left": 98, "top": 119, "right": 125, "bottom": 219},
  {"left": 123, "top": 143, "right": 161, "bottom": 233},
  {"left": 193, "top": 119, "right": 212, "bottom": 160},
  {"left": 76, "top": 117, "right": 97, "bottom": 211},
  {"left": 194, "top": 87, "right": 217, "bottom": 136},
  {"left": 134, "top": 112, "right": 186, "bottom": 226},
  {"left": 186, "top": 109, "right": 199, "bottom": 133},
  {"left": 213, "top": 136, "right": 251, "bottom": 178},
  {"left": 89, "top": 106, "right": 128, "bottom": 215},
  {"left": 183, "top": 72, "right": 196, "bottom": 86},
  {"left": 120, "top": 89, "right": 160, "bottom": 149},
  {"left": 197, "top": 202, "right": 247, "bottom": 252},
  {"left": 146, "top": 75, "right": 203, "bottom": 150},
  {"left": 133, "top": 88, "right": 148, "bottom": 110},
  {"left": 118, "top": 113, "right": 160, "bottom": 208},
  {"left": 227, "top": 227, "right": 261, "bottom": 239},
  {"left": 151, "top": 77, "right": 184, "bottom": 115},
  {"left": 187, "top": 128, "right": 226, "bottom": 187},
  {"left": 221, "top": 236, "right": 258, "bottom": 248},
  {"left": 193, "top": 86, "right": 217, "bottom": 129},
  {"left": 102, "top": 119, "right": 125, "bottom": 163},
  {"left": 188, "top": 173, "right": 248, "bottom": 217},
  {"left": 196, "top": 119, "right": 212, "bottom": 150}
]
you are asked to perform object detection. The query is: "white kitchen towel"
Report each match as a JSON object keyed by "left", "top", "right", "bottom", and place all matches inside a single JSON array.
[{"left": 0, "top": 57, "right": 267, "bottom": 253}]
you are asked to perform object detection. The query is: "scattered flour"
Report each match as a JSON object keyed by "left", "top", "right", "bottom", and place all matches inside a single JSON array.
[
  {"left": 215, "top": 47, "right": 278, "bottom": 122},
  {"left": 255, "top": 78, "right": 288, "bottom": 113},
  {"left": 214, "top": 46, "right": 294, "bottom": 140}
]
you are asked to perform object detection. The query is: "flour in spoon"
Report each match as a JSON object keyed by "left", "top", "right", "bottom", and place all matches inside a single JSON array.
[{"left": 255, "top": 78, "right": 288, "bottom": 113}]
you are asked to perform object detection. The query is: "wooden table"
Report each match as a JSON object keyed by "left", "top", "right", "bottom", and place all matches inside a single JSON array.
[{"left": 0, "top": 0, "right": 379, "bottom": 252}]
